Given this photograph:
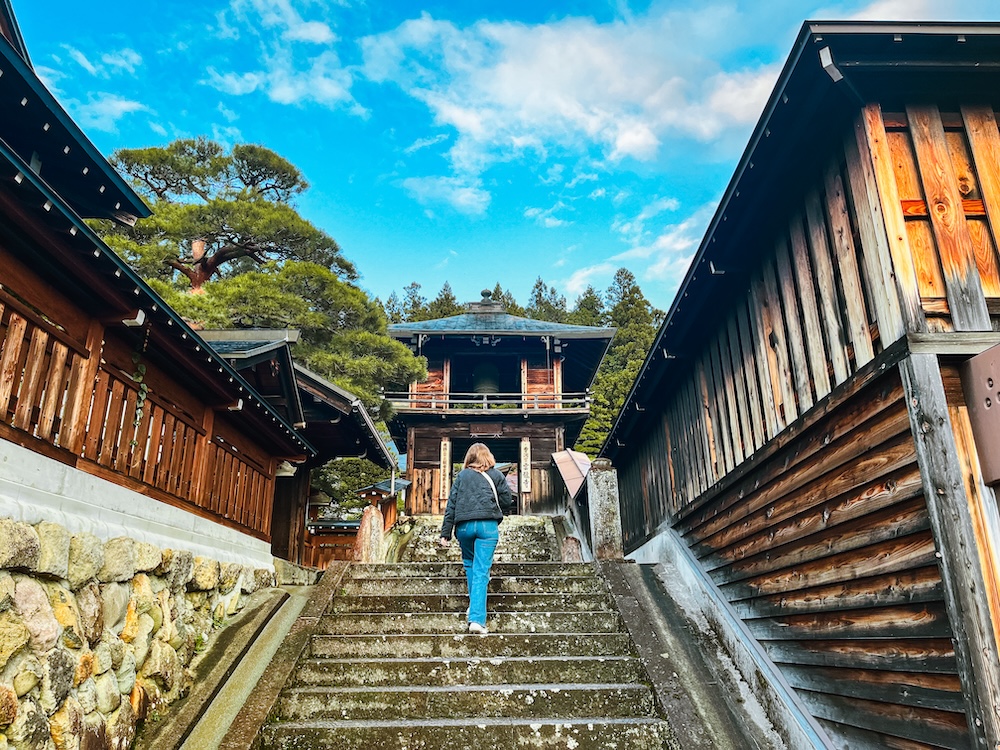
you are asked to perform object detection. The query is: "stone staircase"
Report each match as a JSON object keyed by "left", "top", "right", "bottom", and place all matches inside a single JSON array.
[{"left": 257, "top": 519, "right": 673, "bottom": 749}]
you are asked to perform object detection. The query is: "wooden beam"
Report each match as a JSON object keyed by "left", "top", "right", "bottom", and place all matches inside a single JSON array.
[
  {"left": 859, "top": 104, "right": 927, "bottom": 334},
  {"left": 898, "top": 352, "right": 1000, "bottom": 748},
  {"left": 907, "top": 105, "right": 991, "bottom": 332}
]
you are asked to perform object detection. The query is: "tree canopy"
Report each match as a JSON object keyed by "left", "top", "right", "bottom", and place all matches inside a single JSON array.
[{"left": 100, "top": 138, "right": 356, "bottom": 292}]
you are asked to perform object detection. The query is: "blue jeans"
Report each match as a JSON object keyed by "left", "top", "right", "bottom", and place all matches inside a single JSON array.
[{"left": 454, "top": 519, "right": 499, "bottom": 627}]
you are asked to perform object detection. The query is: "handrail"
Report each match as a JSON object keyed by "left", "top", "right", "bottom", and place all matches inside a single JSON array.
[{"left": 384, "top": 391, "right": 590, "bottom": 410}]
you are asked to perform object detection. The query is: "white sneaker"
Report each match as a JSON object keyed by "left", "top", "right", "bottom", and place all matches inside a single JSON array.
[{"left": 468, "top": 622, "right": 488, "bottom": 635}]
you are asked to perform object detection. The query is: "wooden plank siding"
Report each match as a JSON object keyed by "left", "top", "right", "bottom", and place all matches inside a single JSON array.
[
  {"left": 614, "top": 104, "right": 1000, "bottom": 748},
  {"left": 676, "top": 370, "right": 970, "bottom": 749},
  {"left": 0, "top": 269, "right": 280, "bottom": 542}
]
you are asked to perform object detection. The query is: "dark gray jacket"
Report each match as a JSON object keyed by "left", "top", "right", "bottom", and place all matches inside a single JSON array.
[{"left": 440, "top": 467, "right": 516, "bottom": 539}]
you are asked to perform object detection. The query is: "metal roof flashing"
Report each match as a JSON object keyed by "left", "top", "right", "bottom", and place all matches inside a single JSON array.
[{"left": 601, "top": 20, "right": 1000, "bottom": 462}]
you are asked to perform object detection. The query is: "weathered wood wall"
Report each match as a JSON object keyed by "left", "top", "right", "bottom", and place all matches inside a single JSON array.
[{"left": 615, "top": 103, "right": 1000, "bottom": 749}]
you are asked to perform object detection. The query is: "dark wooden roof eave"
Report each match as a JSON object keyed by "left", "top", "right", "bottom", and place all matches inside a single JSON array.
[
  {"left": 601, "top": 21, "right": 1000, "bottom": 463},
  {"left": 0, "top": 34, "right": 149, "bottom": 224}
]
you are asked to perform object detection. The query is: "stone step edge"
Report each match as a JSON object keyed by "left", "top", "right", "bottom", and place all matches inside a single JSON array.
[
  {"left": 265, "top": 716, "right": 665, "bottom": 730},
  {"left": 300, "top": 655, "right": 638, "bottom": 665},
  {"left": 281, "top": 682, "right": 652, "bottom": 695}
]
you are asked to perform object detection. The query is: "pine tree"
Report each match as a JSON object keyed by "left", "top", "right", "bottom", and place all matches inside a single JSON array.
[{"left": 426, "top": 282, "right": 463, "bottom": 319}]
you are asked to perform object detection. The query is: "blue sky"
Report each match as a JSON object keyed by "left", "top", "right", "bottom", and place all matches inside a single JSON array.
[{"left": 15, "top": 0, "right": 1000, "bottom": 312}]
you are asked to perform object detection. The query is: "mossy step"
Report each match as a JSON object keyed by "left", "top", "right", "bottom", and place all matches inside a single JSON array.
[
  {"left": 350, "top": 562, "right": 595, "bottom": 578},
  {"left": 315, "top": 610, "right": 624, "bottom": 635},
  {"left": 328, "top": 592, "right": 614, "bottom": 614},
  {"left": 276, "top": 683, "right": 656, "bottom": 721},
  {"left": 309, "top": 632, "right": 635, "bottom": 659},
  {"left": 260, "top": 716, "right": 670, "bottom": 750},
  {"left": 293, "top": 655, "right": 644, "bottom": 688},
  {"left": 342, "top": 575, "right": 607, "bottom": 595}
]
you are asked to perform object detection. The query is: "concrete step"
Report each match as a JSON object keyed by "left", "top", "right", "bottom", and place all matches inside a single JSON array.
[
  {"left": 315, "top": 610, "right": 624, "bottom": 635},
  {"left": 327, "top": 592, "right": 614, "bottom": 614},
  {"left": 350, "top": 562, "right": 596, "bottom": 578},
  {"left": 276, "top": 683, "right": 657, "bottom": 721},
  {"left": 293, "top": 655, "right": 645, "bottom": 687},
  {"left": 341, "top": 574, "right": 608, "bottom": 595},
  {"left": 309, "top": 632, "right": 636, "bottom": 659},
  {"left": 260, "top": 717, "right": 669, "bottom": 750}
]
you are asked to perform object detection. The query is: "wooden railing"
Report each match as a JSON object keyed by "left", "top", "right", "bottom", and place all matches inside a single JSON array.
[
  {"left": 1, "top": 288, "right": 277, "bottom": 540},
  {"left": 0, "top": 293, "right": 88, "bottom": 453},
  {"left": 386, "top": 391, "right": 589, "bottom": 411}
]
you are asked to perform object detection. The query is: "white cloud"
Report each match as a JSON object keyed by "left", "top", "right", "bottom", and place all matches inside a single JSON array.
[
  {"left": 204, "top": 68, "right": 265, "bottom": 96},
  {"left": 360, "top": 9, "right": 778, "bottom": 183},
  {"left": 101, "top": 48, "right": 143, "bottom": 74},
  {"left": 525, "top": 201, "right": 572, "bottom": 228},
  {"left": 149, "top": 121, "right": 168, "bottom": 136},
  {"left": 402, "top": 176, "right": 491, "bottom": 215},
  {"left": 612, "top": 204, "right": 715, "bottom": 290},
  {"left": 843, "top": 0, "right": 938, "bottom": 20},
  {"left": 589, "top": 188, "right": 606, "bottom": 199},
  {"left": 613, "top": 195, "right": 680, "bottom": 243},
  {"left": 231, "top": 0, "right": 336, "bottom": 44},
  {"left": 73, "top": 94, "right": 151, "bottom": 132},
  {"left": 218, "top": 103, "right": 240, "bottom": 122},
  {"left": 404, "top": 133, "right": 449, "bottom": 154},
  {"left": 562, "top": 262, "right": 616, "bottom": 296},
  {"left": 63, "top": 45, "right": 99, "bottom": 76}
]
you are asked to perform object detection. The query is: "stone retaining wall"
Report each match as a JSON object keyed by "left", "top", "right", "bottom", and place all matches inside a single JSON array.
[{"left": 0, "top": 517, "right": 275, "bottom": 750}]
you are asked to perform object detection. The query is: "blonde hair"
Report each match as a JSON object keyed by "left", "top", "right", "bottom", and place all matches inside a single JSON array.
[{"left": 464, "top": 443, "right": 496, "bottom": 471}]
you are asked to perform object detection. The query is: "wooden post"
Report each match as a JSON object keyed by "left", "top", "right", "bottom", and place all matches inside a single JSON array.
[
  {"left": 899, "top": 352, "right": 1000, "bottom": 748},
  {"left": 438, "top": 437, "right": 452, "bottom": 509},
  {"left": 519, "top": 437, "right": 532, "bottom": 495}
]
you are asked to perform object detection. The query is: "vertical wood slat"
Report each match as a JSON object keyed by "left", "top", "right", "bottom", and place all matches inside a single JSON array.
[
  {"left": 805, "top": 189, "right": 851, "bottom": 384},
  {"left": 697, "top": 354, "right": 721, "bottom": 482},
  {"left": 99, "top": 378, "right": 126, "bottom": 468},
  {"left": 13, "top": 327, "right": 48, "bottom": 431},
  {"left": 736, "top": 301, "right": 766, "bottom": 451},
  {"left": 762, "top": 258, "right": 798, "bottom": 424},
  {"left": 83, "top": 370, "right": 111, "bottom": 462},
  {"left": 717, "top": 327, "right": 745, "bottom": 465},
  {"left": 824, "top": 162, "right": 875, "bottom": 367},
  {"left": 961, "top": 105, "right": 1000, "bottom": 293},
  {"left": 860, "top": 104, "right": 927, "bottom": 334},
  {"left": 900, "top": 353, "right": 1000, "bottom": 749},
  {"left": 62, "top": 320, "right": 103, "bottom": 455},
  {"left": 748, "top": 280, "right": 780, "bottom": 440},
  {"left": 726, "top": 313, "right": 755, "bottom": 459},
  {"left": 686, "top": 370, "right": 710, "bottom": 497},
  {"left": 116, "top": 386, "right": 139, "bottom": 473},
  {"left": 788, "top": 214, "right": 832, "bottom": 400},
  {"left": 707, "top": 338, "right": 735, "bottom": 473},
  {"left": 0, "top": 313, "right": 27, "bottom": 417},
  {"left": 128, "top": 398, "right": 153, "bottom": 481},
  {"left": 774, "top": 237, "right": 814, "bottom": 413},
  {"left": 844, "top": 127, "right": 906, "bottom": 346},
  {"left": 142, "top": 408, "right": 165, "bottom": 486},
  {"left": 906, "top": 105, "right": 991, "bottom": 332},
  {"left": 36, "top": 342, "right": 69, "bottom": 441},
  {"left": 156, "top": 414, "right": 176, "bottom": 490}
]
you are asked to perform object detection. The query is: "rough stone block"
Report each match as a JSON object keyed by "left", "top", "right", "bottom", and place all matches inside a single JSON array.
[
  {"left": 5, "top": 697, "right": 49, "bottom": 749},
  {"left": 0, "top": 572, "right": 13, "bottom": 612},
  {"left": 0, "top": 611, "right": 29, "bottom": 672},
  {"left": 33, "top": 522, "right": 70, "bottom": 580},
  {"left": 92, "top": 641, "right": 112, "bottom": 677},
  {"left": 187, "top": 557, "right": 220, "bottom": 591},
  {"left": 12, "top": 578, "right": 59, "bottom": 654},
  {"left": 44, "top": 583, "right": 82, "bottom": 649},
  {"left": 74, "top": 651, "right": 94, "bottom": 688},
  {"left": 67, "top": 533, "right": 103, "bottom": 591},
  {"left": 0, "top": 521, "right": 40, "bottom": 571},
  {"left": 75, "top": 584, "right": 103, "bottom": 647},
  {"left": 116, "top": 651, "right": 136, "bottom": 696},
  {"left": 40, "top": 648, "right": 75, "bottom": 715},
  {"left": 76, "top": 678, "right": 97, "bottom": 714},
  {"left": 93, "top": 671, "right": 120, "bottom": 715},
  {"left": 155, "top": 549, "right": 194, "bottom": 593},
  {"left": 0, "top": 684, "right": 17, "bottom": 725},
  {"left": 48, "top": 695, "right": 82, "bottom": 750},
  {"left": 218, "top": 562, "right": 242, "bottom": 594},
  {"left": 12, "top": 654, "right": 41, "bottom": 697},
  {"left": 97, "top": 538, "right": 136, "bottom": 583},
  {"left": 81, "top": 712, "right": 107, "bottom": 750},
  {"left": 106, "top": 689, "right": 137, "bottom": 750},
  {"left": 100, "top": 583, "right": 130, "bottom": 635},
  {"left": 134, "top": 543, "right": 161, "bottom": 573}
]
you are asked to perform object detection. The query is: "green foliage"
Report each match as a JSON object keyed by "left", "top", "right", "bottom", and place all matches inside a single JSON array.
[
  {"left": 525, "top": 277, "right": 568, "bottom": 323},
  {"left": 566, "top": 285, "right": 606, "bottom": 327},
  {"left": 426, "top": 282, "right": 463, "bottom": 319},
  {"left": 99, "top": 137, "right": 355, "bottom": 291},
  {"left": 491, "top": 284, "right": 525, "bottom": 317},
  {"left": 312, "top": 457, "right": 392, "bottom": 519}
]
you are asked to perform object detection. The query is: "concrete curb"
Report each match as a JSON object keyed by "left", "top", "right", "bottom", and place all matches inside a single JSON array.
[
  {"left": 135, "top": 586, "right": 289, "bottom": 750},
  {"left": 218, "top": 561, "right": 351, "bottom": 750}
]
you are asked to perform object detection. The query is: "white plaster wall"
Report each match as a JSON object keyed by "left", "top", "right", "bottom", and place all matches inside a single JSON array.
[{"left": 0, "top": 439, "right": 273, "bottom": 570}]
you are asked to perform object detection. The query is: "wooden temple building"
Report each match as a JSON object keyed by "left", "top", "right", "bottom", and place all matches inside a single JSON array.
[
  {"left": 604, "top": 22, "right": 1000, "bottom": 750},
  {"left": 387, "top": 291, "right": 614, "bottom": 515},
  {"left": 200, "top": 329, "right": 394, "bottom": 567}
]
